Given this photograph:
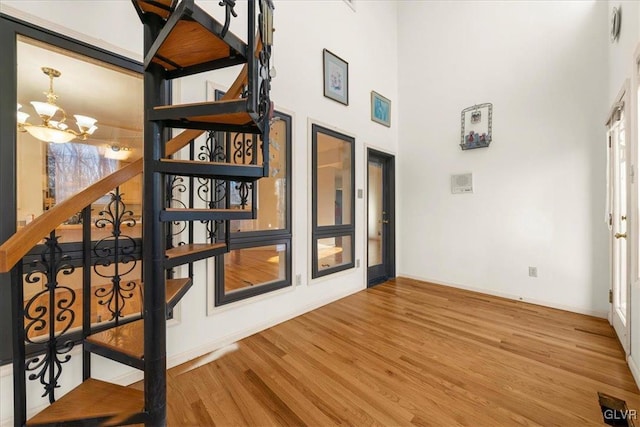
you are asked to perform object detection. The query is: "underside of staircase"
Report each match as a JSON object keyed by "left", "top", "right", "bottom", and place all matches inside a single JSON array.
[{"left": 5, "top": 0, "right": 274, "bottom": 425}]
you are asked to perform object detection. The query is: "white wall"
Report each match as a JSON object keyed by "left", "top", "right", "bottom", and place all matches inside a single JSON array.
[
  {"left": 1, "top": 1, "right": 142, "bottom": 60},
  {"left": 608, "top": 1, "right": 640, "bottom": 106},
  {"left": 0, "top": 1, "right": 399, "bottom": 424},
  {"left": 397, "top": 1, "right": 610, "bottom": 316},
  {"left": 607, "top": 0, "right": 640, "bottom": 387}
]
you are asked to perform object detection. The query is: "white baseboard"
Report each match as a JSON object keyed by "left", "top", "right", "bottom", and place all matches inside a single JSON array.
[
  {"left": 398, "top": 273, "right": 608, "bottom": 319},
  {"left": 628, "top": 355, "right": 640, "bottom": 390}
]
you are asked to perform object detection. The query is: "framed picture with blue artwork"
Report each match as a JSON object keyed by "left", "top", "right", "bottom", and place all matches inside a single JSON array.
[
  {"left": 323, "top": 49, "right": 349, "bottom": 105},
  {"left": 371, "top": 91, "right": 391, "bottom": 127}
]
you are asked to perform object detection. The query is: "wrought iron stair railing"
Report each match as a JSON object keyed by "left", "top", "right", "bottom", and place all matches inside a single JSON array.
[
  {"left": 1, "top": 0, "right": 274, "bottom": 425},
  {"left": 4, "top": 127, "right": 264, "bottom": 424}
]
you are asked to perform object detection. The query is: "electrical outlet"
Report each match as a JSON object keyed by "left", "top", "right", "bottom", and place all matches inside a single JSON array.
[
  {"left": 356, "top": 259, "right": 360, "bottom": 268},
  {"left": 357, "top": 189, "right": 363, "bottom": 199},
  {"left": 528, "top": 267, "right": 538, "bottom": 278},
  {"left": 295, "top": 274, "right": 302, "bottom": 286}
]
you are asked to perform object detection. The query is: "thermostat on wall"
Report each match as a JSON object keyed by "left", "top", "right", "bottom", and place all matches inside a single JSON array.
[{"left": 451, "top": 173, "right": 473, "bottom": 194}]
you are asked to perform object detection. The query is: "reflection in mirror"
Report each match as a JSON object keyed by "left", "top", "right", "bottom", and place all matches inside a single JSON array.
[
  {"left": 316, "top": 132, "right": 352, "bottom": 227},
  {"left": 215, "top": 112, "right": 292, "bottom": 306},
  {"left": 223, "top": 245, "right": 286, "bottom": 293},
  {"left": 16, "top": 35, "right": 143, "bottom": 229},
  {"left": 368, "top": 161, "right": 383, "bottom": 267},
  {"left": 229, "top": 117, "right": 288, "bottom": 232},
  {"left": 317, "top": 236, "right": 353, "bottom": 271},
  {"left": 47, "top": 143, "right": 118, "bottom": 204},
  {"left": 311, "top": 123, "right": 355, "bottom": 278},
  {"left": 23, "top": 264, "right": 143, "bottom": 340}
]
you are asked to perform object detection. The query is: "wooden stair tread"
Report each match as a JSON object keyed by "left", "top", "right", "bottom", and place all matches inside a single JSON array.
[
  {"left": 166, "top": 277, "right": 192, "bottom": 306},
  {"left": 145, "top": 0, "right": 247, "bottom": 78},
  {"left": 188, "top": 111, "right": 253, "bottom": 126},
  {"left": 165, "top": 208, "right": 248, "bottom": 213},
  {"left": 86, "top": 319, "right": 144, "bottom": 361},
  {"left": 90, "top": 278, "right": 190, "bottom": 308},
  {"left": 161, "top": 208, "right": 254, "bottom": 222},
  {"left": 160, "top": 158, "right": 262, "bottom": 169},
  {"left": 27, "top": 378, "right": 143, "bottom": 426},
  {"left": 166, "top": 243, "right": 226, "bottom": 259},
  {"left": 84, "top": 278, "right": 191, "bottom": 366},
  {"left": 157, "top": 158, "right": 265, "bottom": 181},
  {"left": 164, "top": 242, "right": 228, "bottom": 268},
  {"left": 155, "top": 98, "right": 245, "bottom": 110},
  {"left": 152, "top": 99, "right": 258, "bottom": 128},
  {"left": 134, "top": 0, "right": 175, "bottom": 20},
  {"left": 154, "top": 20, "right": 237, "bottom": 71}
]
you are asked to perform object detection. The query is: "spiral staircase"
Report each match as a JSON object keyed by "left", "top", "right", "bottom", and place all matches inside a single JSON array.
[{"left": 0, "top": 0, "right": 274, "bottom": 425}]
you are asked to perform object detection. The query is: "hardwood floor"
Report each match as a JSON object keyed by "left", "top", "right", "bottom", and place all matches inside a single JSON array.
[{"left": 161, "top": 277, "right": 640, "bottom": 426}]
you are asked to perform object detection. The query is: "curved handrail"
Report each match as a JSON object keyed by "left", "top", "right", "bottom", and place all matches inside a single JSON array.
[
  {"left": 0, "top": 160, "right": 139, "bottom": 273},
  {"left": 0, "top": 35, "right": 261, "bottom": 273}
]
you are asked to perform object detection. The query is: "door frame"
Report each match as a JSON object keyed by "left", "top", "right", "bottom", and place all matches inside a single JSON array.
[
  {"left": 366, "top": 148, "right": 395, "bottom": 287},
  {"left": 608, "top": 80, "right": 631, "bottom": 354}
]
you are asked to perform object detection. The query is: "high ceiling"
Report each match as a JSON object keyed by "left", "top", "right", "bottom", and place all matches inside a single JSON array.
[{"left": 17, "top": 36, "right": 144, "bottom": 156}]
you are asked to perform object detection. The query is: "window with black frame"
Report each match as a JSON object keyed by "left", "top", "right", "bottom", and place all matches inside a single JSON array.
[
  {"left": 312, "top": 124, "right": 355, "bottom": 278},
  {"left": 214, "top": 111, "right": 292, "bottom": 305}
]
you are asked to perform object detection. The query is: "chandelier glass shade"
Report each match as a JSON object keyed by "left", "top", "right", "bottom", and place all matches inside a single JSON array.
[
  {"left": 104, "top": 145, "right": 132, "bottom": 161},
  {"left": 17, "top": 67, "right": 98, "bottom": 144}
]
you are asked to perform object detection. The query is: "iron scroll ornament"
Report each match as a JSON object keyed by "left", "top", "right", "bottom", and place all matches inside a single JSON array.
[
  {"left": 460, "top": 103, "right": 492, "bottom": 150},
  {"left": 93, "top": 188, "right": 139, "bottom": 324},
  {"left": 23, "top": 233, "right": 76, "bottom": 403},
  {"left": 196, "top": 130, "right": 227, "bottom": 241}
]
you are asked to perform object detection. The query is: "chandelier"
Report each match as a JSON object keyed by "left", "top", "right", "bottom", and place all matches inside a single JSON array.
[
  {"left": 104, "top": 145, "right": 132, "bottom": 161},
  {"left": 17, "top": 67, "right": 98, "bottom": 144}
]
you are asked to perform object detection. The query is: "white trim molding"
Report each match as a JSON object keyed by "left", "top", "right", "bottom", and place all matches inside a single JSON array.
[{"left": 399, "top": 273, "right": 609, "bottom": 319}]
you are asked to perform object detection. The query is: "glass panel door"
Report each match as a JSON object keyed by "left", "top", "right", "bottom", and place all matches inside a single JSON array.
[
  {"left": 367, "top": 149, "right": 395, "bottom": 286},
  {"left": 610, "top": 107, "right": 630, "bottom": 354}
]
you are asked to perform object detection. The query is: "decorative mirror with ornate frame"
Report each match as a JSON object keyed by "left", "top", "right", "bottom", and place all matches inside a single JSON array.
[{"left": 460, "top": 103, "right": 492, "bottom": 150}]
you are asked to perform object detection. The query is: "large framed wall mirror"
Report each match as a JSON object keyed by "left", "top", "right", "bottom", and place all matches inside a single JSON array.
[
  {"left": 311, "top": 124, "right": 355, "bottom": 278},
  {"left": 16, "top": 35, "right": 143, "bottom": 228},
  {"left": 0, "top": 14, "right": 143, "bottom": 365}
]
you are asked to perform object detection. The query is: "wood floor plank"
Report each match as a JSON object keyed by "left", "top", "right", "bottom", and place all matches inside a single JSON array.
[
  {"left": 162, "top": 278, "right": 640, "bottom": 426},
  {"left": 240, "top": 339, "right": 343, "bottom": 426}
]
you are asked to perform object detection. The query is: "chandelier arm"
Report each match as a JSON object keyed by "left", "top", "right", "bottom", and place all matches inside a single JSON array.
[{"left": 56, "top": 108, "right": 68, "bottom": 124}]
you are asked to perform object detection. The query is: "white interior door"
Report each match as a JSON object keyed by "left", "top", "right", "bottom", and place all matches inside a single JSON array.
[{"left": 610, "top": 107, "right": 630, "bottom": 354}]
